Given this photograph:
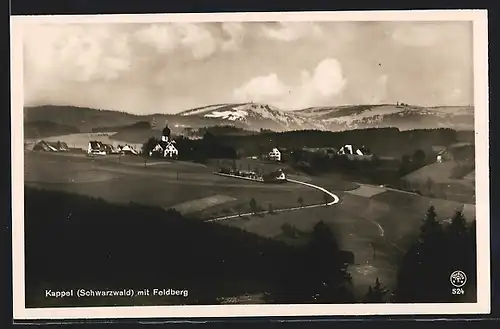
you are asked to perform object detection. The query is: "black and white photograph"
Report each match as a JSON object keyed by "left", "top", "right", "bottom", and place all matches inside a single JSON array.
[{"left": 11, "top": 10, "right": 490, "bottom": 320}]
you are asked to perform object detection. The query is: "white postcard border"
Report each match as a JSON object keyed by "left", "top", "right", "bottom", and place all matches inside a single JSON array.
[{"left": 11, "top": 10, "right": 490, "bottom": 320}]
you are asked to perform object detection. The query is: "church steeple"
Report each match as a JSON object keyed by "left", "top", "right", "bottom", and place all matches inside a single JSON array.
[{"left": 161, "top": 123, "right": 171, "bottom": 142}]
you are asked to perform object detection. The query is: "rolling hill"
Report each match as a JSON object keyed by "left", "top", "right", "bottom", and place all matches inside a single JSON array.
[
  {"left": 179, "top": 103, "right": 474, "bottom": 131},
  {"left": 178, "top": 103, "right": 327, "bottom": 131},
  {"left": 24, "top": 120, "right": 80, "bottom": 139},
  {"left": 294, "top": 104, "right": 474, "bottom": 131},
  {"left": 24, "top": 102, "right": 474, "bottom": 138}
]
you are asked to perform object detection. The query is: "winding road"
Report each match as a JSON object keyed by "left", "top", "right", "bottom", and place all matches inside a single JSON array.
[
  {"left": 205, "top": 177, "right": 405, "bottom": 254},
  {"left": 206, "top": 178, "right": 340, "bottom": 223}
]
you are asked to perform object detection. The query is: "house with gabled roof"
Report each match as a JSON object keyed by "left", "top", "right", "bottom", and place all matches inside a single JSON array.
[
  {"left": 337, "top": 144, "right": 373, "bottom": 160},
  {"left": 33, "top": 140, "right": 70, "bottom": 152},
  {"left": 87, "top": 141, "right": 107, "bottom": 156},
  {"left": 268, "top": 147, "right": 282, "bottom": 161}
]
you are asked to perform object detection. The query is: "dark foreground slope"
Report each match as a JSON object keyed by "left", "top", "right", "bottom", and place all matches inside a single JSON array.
[{"left": 24, "top": 188, "right": 354, "bottom": 307}]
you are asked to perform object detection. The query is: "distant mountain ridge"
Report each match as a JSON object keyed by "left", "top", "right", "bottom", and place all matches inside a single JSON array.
[{"left": 24, "top": 102, "right": 474, "bottom": 138}]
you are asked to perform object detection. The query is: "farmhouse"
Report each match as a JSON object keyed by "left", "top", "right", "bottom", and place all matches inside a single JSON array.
[
  {"left": 33, "top": 140, "right": 69, "bottom": 152},
  {"left": 263, "top": 169, "right": 287, "bottom": 183},
  {"left": 337, "top": 144, "right": 373, "bottom": 160},
  {"left": 118, "top": 144, "right": 140, "bottom": 155},
  {"left": 87, "top": 141, "right": 107, "bottom": 156},
  {"left": 269, "top": 148, "right": 282, "bottom": 161},
  {"left": 149, "top": 124, "right": 179, "bottom": 159},
  {"left": 436, "top": 143, "right": 474, "bottom": 163}
]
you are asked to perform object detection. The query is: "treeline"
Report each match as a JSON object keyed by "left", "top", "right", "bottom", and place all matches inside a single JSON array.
[
  {"left": 141, "top": 128, "right": 460, "bottom": 164},
  {"left": 142, "top": 133, "right": 238, "bottom": 162},
  {"left": 92, "top": 121, "right": 152, "bottom": 132},
  {"left": 210, "top": 127, "right": 460, "bottom": 158},
  {"left": 285, "top": 147, "right": 434, "bottom": 186},
  {"left": 182, "top": 125, "right": 257, "bottom": 138},
  {"left": 24, "top": 121, "right": 80, "bottom": 139}
]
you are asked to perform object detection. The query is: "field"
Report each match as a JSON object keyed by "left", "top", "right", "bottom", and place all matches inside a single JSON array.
[
  {"left": 206, "top": 158, "right": 301, "bottom": 175},
  {"left": 217, "top": 183, "right": 476, "bottom": 298},
  {"left": 24, "top": 152, "right": 333, "bottom": 218},
  {"left": 219, "top": 193, "right": 399, "bottom": 298},
  {"left": 402, "top": 160, "right": 475, "bottom": 203},
  {"left": 24, "top": 145, "right": 476, "bottom": 299}
]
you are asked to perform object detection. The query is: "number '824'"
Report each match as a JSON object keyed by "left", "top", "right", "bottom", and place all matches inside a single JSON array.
[{"left": 452, "top": 288, "right": 465, "bottom": 295}]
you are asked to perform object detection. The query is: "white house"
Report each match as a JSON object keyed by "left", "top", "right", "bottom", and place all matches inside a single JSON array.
[
  {"left": 338, "top": 144, "right": 355, "bottom": 155},
  {"left": 269, "top": 148, "right": 282, "bottom": 161},
  {"left": 119, "top": 144, "right": 139, "bottom": 155},
  {"left": 337, "top": 144, "right": 373, "bottom": 160},
  {"left": 163, "top": 142, "right": 178, "bottom": 158},
  {"left": 263, "top": 169, "right": 286, "bottom": 183},
  {"left": 87, "top": 141, "right": 107, "bottom": 156}
]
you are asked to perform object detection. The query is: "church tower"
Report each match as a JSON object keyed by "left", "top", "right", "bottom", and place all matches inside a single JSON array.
[{"left": 161, "top": 124, "right": 171, "bottom": 143}]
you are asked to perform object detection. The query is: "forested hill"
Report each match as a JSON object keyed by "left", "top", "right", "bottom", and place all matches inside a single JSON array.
[{"left": 207, "top": 128, "right": 474, "bottom": 158}]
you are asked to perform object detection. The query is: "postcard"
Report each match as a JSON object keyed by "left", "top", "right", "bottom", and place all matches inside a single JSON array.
[{"left": 11, "top": 10, "right": 490, "bottom": 320}]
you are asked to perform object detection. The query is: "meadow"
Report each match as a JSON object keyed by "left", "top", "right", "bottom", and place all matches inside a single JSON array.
[
  {"left": 24, "top": 152, "right": 329, "bottom": 218},
  {"left": 217, "top": 185, "right": 476, "bottom": 298}
]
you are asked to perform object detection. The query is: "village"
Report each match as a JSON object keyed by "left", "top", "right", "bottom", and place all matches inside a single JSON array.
[
  {"left": 25, "top": 122, "right": 473, "bottom": 182},
  {"left": 25, "top": 122, "right": 387, "bottom": 184}
]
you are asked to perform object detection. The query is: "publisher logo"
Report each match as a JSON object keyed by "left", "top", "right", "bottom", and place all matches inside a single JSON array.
[{"left": 450, "top": 270, "right": 467, "bottom": 288}]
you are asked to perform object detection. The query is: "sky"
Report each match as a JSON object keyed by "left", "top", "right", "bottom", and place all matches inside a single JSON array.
[{"left": 23, "top": 20, "right": 473, "bottom": 114}]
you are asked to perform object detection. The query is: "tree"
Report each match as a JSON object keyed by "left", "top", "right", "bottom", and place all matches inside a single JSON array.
[
  {"left": 426, "top": 177, "right": 434, "bottom": 194},
  {"left": 249, "top": 198, "right": 258, "bottom": 214},
  {"left": 303, "top": 221, "right": 353, "bottom": 303},
  {"left": 398, "top": 154, "right": 412, "bottom": 176},
  {"left": 412, "top": 149, "right": 426, "bottom": 168},
  {"left": 419, "top": 205, "right": 443, "bottom": 243},
  {"left": 298, "top": 196, "right": 304, "bottom": 208},
  {"left": 142, "top": 137, "right": 160, "bottom": 157},
  {"left": 364, "top": 278, "right": 390, "bottom": 303},
  {"left": 268, "top": 221, "right": 354, "bottom": 304},
  {"left": 395, "top": 206, "right": 476, "bottom": 303},
  {"left": 449, "top": 210, "right": 467, "bottom": 238},
  {"left": 281, "top": 223, "right": 298, "bottom": 239}
]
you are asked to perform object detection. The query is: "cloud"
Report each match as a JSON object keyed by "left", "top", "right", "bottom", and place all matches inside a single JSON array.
[
  {"left": 23, "top": 24, "right": 133, "bottom": 106},
  {"left": 134, "top": 23, "right": 217, "bottom": 59},
  {"left": 366, "top": 74, "right": 389, "bottom": 104},
  {"left": 310, "top": 58, "right": 346, "bottom": 96},
  {"left": 221, "top": 22, "right": 246, "bottom": 51},
  {"left": 391, "top": 24, "right": 441, "bottom": 47},
  {"left": 260, "top": 22, "right": 323, "bottom": 41},
  {"left": 177, "top": 23, "right": 217, "bottom": 59},
  {"left": 233, "top": 58, "right": 346, "bottom": 109},
  {"left": 133, "top": 24, "right": 179, "bottom": 53},
  {"left": 22, "top": 21, "right": 473, "bottom": 111},
  {"left": 233, "top": 73, "right": 289, "bottom": 103}
]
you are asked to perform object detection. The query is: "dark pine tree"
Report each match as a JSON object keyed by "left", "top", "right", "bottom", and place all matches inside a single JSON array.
[
  {"left": 249, "top": 198, "right": 258, "bottom": 214},
  {"left": 395, "top": 207, "right": 476, "bottom": 303},
  {"left": 269, "top": 221, "right": 354, "bottom": 304},
  {"left": 142, "top": 137, "right": 160, "bottom": 157},
  {"left": 364, "top": 278, "right": 390, "bottom": 303}
]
